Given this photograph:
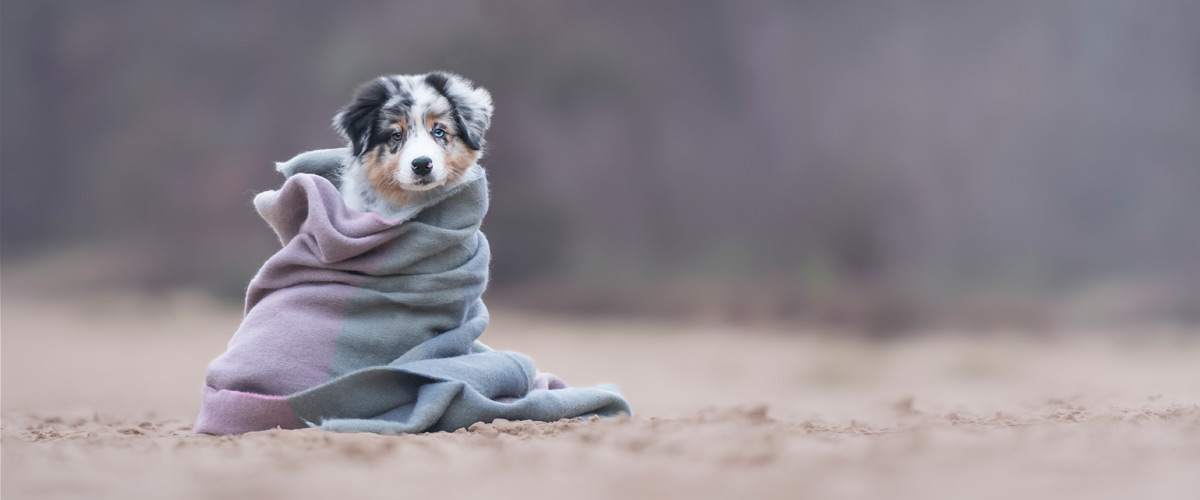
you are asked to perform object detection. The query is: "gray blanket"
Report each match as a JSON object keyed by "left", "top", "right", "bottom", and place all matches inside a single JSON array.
[{"left": 194, "top": 149, "right": 631, "bottom": 435}]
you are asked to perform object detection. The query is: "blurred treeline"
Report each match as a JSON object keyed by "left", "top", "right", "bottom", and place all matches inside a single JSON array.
[{"left": 3, "top": 0, "right": 1199, "bottom": 330}]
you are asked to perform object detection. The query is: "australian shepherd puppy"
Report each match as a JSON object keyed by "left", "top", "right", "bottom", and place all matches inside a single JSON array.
[{"left": 333, "top": 72, "right": 494, "bottom": 215}]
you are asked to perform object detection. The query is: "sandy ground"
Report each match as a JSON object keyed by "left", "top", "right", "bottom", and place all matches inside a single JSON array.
[{"left": 3, "top": 292, "right": 1199, "bottom": 499}]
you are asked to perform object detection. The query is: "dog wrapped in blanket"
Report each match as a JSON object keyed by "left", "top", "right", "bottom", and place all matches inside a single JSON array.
[{"left": 194, "top": 74, "right": 631, "bottom": 435}]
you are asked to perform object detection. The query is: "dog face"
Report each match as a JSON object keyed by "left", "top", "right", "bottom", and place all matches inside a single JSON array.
[{"left": 334, "top": 73, "right": 493, "bottom": 202}]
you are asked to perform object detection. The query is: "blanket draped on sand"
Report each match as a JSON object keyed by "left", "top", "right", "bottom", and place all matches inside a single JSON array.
[{"left": 195, "top": 150, "right": 631, "bottom": 435}]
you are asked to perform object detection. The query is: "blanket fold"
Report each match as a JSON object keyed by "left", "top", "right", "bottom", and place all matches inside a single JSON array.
[{"left": 196, "top": 154, "right": 630, "bottom": 435}]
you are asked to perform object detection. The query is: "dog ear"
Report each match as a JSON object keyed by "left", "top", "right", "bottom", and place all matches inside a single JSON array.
[
  {"left": 333, "top": 78, "right": 392, "bottom": 156},
  {"left": 424, "top": 72, "right": 494, "bottom": 151}
]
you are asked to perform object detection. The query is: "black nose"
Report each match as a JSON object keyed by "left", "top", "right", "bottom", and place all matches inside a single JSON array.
[{"left": 411, "top": 157, "right": 433, "bottom": 176}]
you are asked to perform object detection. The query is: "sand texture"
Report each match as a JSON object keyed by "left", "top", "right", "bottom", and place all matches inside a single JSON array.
[{"left": 3, "top": 294, "right": 1199, "bottom": 499}]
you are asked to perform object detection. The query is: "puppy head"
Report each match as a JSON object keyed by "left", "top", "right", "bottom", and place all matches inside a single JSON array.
[{"left": 333, "top": 72, "right": 493, "bottom": 201}]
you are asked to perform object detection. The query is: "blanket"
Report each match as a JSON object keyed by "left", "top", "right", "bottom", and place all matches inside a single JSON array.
[{"left": 195, "top": 149, "right": 631, "bottom": 435}]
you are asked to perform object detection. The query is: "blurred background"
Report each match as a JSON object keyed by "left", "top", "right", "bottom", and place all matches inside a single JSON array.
[
  {"left": 4, "top": 5, "right": 1200, "bottom": 498},
  {"left": 4, "top": 0, "right": 1199, "bottom": 334}
]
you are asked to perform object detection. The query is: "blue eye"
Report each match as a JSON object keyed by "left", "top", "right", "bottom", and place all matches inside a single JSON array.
[{"left": 433, "top": 128, "right": 445, "bottom": 138}]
